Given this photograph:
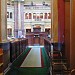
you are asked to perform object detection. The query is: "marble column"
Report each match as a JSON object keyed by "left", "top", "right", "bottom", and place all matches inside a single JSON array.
[
  {"left": 14, "top": 1, "right": 24, "bottom": 38},
  {"left": 51, "top": 0, "right": 58, "bottom": 42},
  {"left": 40, "top": 25, "right": 43, "bottom": 32},
  {"left": 20, "top": 2, "right": 24, "bottom": 35},
  {"left": 31, "top": 24, "right": 34, "bottom": 32},
  {"left": 32, "top": 13, "right": 33, "bottom": 20},
  {"left": 14, "top": 1, "right": 18, "bottom": 37},
  {"left": 0, "top": 0, "right": 10, "bottom": 71}
]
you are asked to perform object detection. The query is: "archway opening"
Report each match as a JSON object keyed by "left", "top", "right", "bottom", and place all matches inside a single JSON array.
[{"left": 7, "top": 0, "right": 52, "bottom": 40}]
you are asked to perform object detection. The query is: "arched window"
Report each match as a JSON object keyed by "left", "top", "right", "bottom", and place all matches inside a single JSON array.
[
  {"left": 44, "top": 13, "right": 47, "bottom": 19},
  {"left": 40, "top": 13, "right": 43, "bottom": 19},
  {"left": 10, "top": 12, "right": 12, "bottom": 18},
  {"left": 48, "top": 13, "right": 51, "bottom": 19},
  {"left": 33, "top": 13, "right": 36, "bottom": 19},
  {"left": 25, "top": 13, "right": 28, "bottom": 19},
  {"left": 7, "top": 12, "right": 9, "bottom": 18},
  {"left": 29, "top": 13, "right": 32, "bottom": 19}
]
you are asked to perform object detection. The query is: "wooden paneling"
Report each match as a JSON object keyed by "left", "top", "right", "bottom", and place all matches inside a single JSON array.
[
  {"left": 65, "top": 2, "right": 70, "bottom": 66},
  {"left": 65, "top": 0, "right": 75, "bottom": 70},
  {"left": 26, "top": 34, "right": 34, "bottom": 46},
  {"left": 70, "top": 0, "right": 75, "bottom": 69},
  {"left": 58, "top": 0, "right": 65, "bottom": 43},
  {"left": 65, "top": 0, "right": 70, "bottom": 2},
  {"left": 0, "top": 48, "right": 3, "bottom": 74},
  {"left": 52, "top": 0, "right": 58, "bottom": 42},
  {"left": 34, "top": 37, "right": 40, "bottom": 44},
  {"left": 0, "top": 0, "right": 1, "bottom": 42},
  {"left": 3, "top": 50, "right": 10, "bottom": 70},
  {"left": 26, "top": 32, "right": 47, "bottom": 46}
]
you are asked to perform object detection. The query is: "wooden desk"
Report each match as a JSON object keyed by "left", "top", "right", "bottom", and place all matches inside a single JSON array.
[{"left": 26, "top": 32, "right": 47, "bottom": 46}]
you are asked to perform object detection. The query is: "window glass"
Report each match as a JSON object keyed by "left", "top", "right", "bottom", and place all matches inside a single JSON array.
[
  {"left": 48, "top": 13, "right": 51, "bottom": 19},
  {"left": 33, "top": 13, "right": 36, "bottom": 19},
  {"left": 10, "top": 12, "right": 12, "bottom": 18},
  {"left": 29, "top": 13, "right": 32, "bottom": 19},
  {"left": 25, "top": 13, "right": 28, "bottom": 19},
  {"left": 40, "top": 13, "right": 43, "bottom": 19},
  {"left": 44, "top": 13, "right": 47, "bottom": 19},
  {"left": 7, "top": 12, "right": 9, "bottom": 18}
]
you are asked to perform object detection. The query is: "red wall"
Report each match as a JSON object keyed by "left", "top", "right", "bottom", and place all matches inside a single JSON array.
[{"left": 58, "top": 0, "right": 65, "bottom": 43}]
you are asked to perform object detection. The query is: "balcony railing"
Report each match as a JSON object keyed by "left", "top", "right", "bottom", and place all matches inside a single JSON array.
[{"left": 24, "top": 5, "right": 51, "bottom": 10}]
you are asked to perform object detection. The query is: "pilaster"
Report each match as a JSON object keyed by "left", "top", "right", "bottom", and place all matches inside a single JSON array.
[
  {"left": 0, "top": 0, "right": 10, "bottom": 71},
  {"left": 70, "top": 0, "right": 75, "bottom": 69},
  {"left": 14, "top": 1, "right": 24, "bottom": 38},
  {"left": 52, "top": 0, "right": 58, "bottom": 42}
]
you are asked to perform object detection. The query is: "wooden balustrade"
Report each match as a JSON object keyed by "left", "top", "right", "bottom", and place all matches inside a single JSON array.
[
  {"left": 44, "top": 38, "right": 51, "bottom": 56},
  {"left": 10, "top": 38, "right": 28, "bottom": 62}
]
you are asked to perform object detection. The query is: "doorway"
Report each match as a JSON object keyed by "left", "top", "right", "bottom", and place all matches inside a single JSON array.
[{"left": 34, "top": 34, "right": 40, "bottom": 45}]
